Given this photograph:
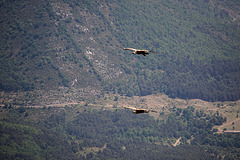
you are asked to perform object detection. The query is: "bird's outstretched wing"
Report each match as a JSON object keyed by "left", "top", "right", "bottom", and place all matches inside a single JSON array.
[
  {"left": 122, "top": 106, "right": 137, "bottom": 110},
  {"left": 119, "top": 46, "right": 137, "bottom": 51}
]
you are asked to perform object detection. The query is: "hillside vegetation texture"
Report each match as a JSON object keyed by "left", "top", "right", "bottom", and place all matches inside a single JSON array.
[
  {"left": 0, "top": 0, "right": 240, "bottom": 159},
  {"left": 0, "top": 0, "right": 239, "bottom": 101},
  {"left": 0, "top": 105, "right": 240, "bottom": 159}
]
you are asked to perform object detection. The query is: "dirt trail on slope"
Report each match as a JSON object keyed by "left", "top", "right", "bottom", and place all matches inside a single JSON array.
[
  {"left": 173, "top": 137, "right": 182, "bottom": 146},
  {"left": 10, "top": 102, "right": 85, "bottom": 108},
  {"left": 216, "top": 118, "right": 240, "bottom": 133}
]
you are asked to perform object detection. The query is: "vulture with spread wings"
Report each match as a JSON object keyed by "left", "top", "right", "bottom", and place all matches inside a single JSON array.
[
  {"left": 123, "top": 106, "right": 157, "bottom": 114},
  {"left": 120, "top": 46, "right": 156, "bottom": 56}
]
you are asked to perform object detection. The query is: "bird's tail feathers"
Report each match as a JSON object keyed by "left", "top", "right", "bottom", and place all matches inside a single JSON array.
[
  {"left": 119, "top": 46, "right": 124, "bottom": 49},
  {"left": 149, "top": 110, "right": 157, "bottom": 113},
  {"left": 149, "top": 50, "right": 157, "bottom": 53}
]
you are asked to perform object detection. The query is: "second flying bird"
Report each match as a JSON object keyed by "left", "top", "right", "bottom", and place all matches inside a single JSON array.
[{"left": 120, "top": 46, "right": 156, "bottom": 56}]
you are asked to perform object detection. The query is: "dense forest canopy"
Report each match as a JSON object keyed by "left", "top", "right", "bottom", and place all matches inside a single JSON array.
[
  {"left": 0, "top": 105, "right": 240, "bottom": 159},
  {"left": 105, "top": 0, "right": 240, "bottom": 101},
  {"left": 0, "top": 1, "right": 239, "bottom": 101}
]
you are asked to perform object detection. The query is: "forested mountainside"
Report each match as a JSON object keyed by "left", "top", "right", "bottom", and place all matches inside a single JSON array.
[
  {"left": 0, "top": 0, "right": 240, "bottom": 101},
  {"left": 1, "top": 105, "right": 240, "bottom": 159}
]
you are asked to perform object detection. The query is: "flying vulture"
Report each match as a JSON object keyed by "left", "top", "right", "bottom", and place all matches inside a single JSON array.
[
  {"left": 120, "top": 46, "right": 156, "bottom": 56},
  {"left": 123, "top": 106, "right": 157, "bottom": 114}
]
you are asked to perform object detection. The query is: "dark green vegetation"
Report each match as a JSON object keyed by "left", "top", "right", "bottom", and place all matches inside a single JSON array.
[
  {"left": 0, "top": 106, "right": 240, "bottom": 159},
  {"left": 0, "top": 0, "right": 240, "bottom": 101},
  {"left": 105, "top": 0, "right": 240, "bottom": 101},
  {"left": 0, "top": 0, "right": 101, "bottom": 91},
  {"left": 1, "top": 1, "right": 240, "bottom": 159}
]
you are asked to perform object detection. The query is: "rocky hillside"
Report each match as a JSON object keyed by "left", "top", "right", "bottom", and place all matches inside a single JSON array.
[
  {"left": 0, "top": 0, "right": 239, "bottom": 102},
  {"left": 0, "top": 0, "right": 123, "bottom": 92}
]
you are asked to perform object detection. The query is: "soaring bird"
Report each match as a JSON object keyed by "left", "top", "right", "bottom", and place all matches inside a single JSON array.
[
  {"left": 123, "top": 106, "right": 157, "bottom": 114},
  {"left": 120, "top": 46, "right": 156, "bottom": 56}
]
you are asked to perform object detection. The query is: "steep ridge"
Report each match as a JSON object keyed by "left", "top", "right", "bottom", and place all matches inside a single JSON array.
[{"left": 0, "top": 0, "right": 239, "bottom": 102}]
